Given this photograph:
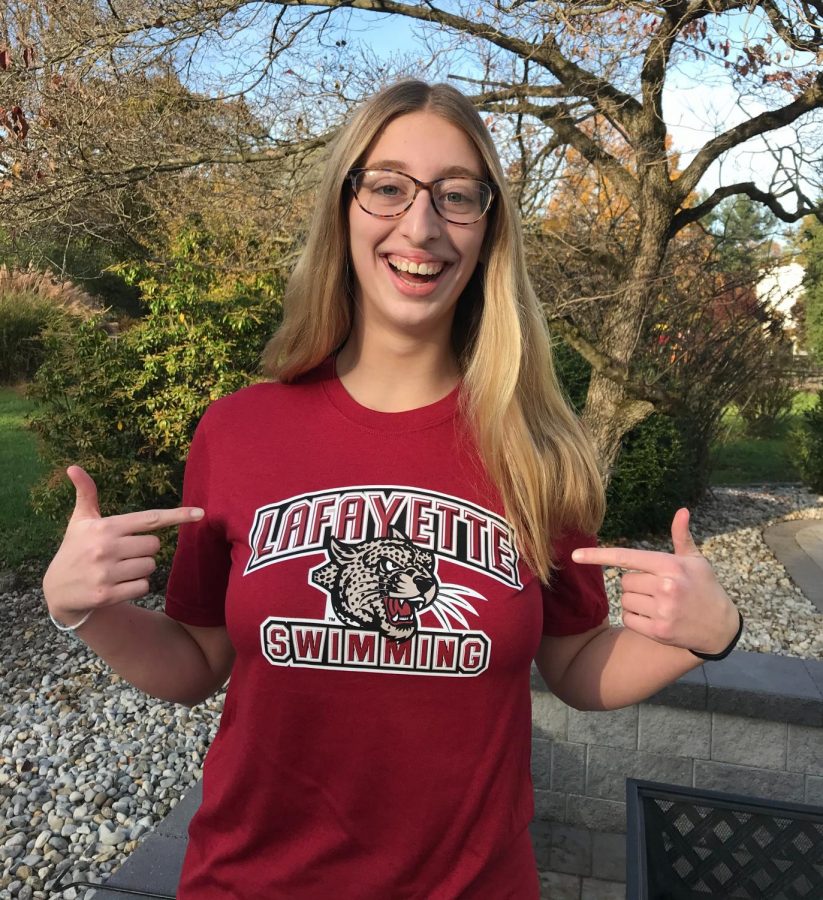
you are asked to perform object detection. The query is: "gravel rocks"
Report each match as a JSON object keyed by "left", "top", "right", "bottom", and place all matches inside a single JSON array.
[
  {"left": 1, "top": 485, "right": 821, "bottom": 899},
  {"left": 601, "top": 485, "right": 823, "bottom": 659},
  {"left": 0, "top": 589, "right": 223, "bottom": 900}
]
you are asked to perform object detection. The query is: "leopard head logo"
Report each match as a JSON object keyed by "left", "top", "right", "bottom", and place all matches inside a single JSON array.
[{"left": 311, "top": 527, "right": 438, "bottom": 641}]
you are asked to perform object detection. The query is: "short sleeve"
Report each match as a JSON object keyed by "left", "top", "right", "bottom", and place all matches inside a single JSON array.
[
  {"left": 164, "top": 414, "right": 231, "bottom": 627},
  {"left": 541, "top": 531, "right": 609, "bottom": 636}
]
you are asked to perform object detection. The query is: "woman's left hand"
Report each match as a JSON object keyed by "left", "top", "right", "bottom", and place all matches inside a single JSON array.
[{"left": 571, "top": 508, "right": 740, "bottom": 655}]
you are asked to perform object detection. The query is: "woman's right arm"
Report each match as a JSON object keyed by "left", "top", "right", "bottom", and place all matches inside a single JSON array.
[{"left": 43, "top": 466, "right": 235, "bottom": 707}]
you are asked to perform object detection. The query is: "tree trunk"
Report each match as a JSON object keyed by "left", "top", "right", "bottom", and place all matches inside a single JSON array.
[
  {"left": 583, "top": 372, "right": 655, "bottom": 481},
  {"left": 582, "top": 198, "right": 672, "bottom": 482}
]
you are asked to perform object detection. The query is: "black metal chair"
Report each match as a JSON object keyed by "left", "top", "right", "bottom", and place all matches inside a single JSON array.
[{"left": 625, "top": 779, "right": 823, "bottom": 899}]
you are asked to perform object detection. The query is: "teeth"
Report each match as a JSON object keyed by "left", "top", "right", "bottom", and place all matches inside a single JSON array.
[{"left": 387, "top": 255, "right": 444, "bottom": 276}]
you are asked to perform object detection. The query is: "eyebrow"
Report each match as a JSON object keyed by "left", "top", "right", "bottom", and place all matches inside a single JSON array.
[{"left": 365, "top": 159, "right": 485, "bottom": 179}]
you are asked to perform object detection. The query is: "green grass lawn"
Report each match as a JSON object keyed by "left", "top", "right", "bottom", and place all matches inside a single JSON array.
[
  {"left": 0, "top": 385, "right": 61, "bottom": 571},
  {"left": 709, "top": 392, "right": 816, "bottom": 485}
]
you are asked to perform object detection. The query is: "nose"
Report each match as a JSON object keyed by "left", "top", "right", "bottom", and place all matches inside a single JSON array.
[{"left": 398, "top": 187, "right": 441, "bottom": 244}]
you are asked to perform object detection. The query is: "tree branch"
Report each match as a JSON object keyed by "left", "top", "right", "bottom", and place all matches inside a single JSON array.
[
  {"left": 638, "top": 5, "right": 698, "bottom": 153},
  {"left": 670, "top": 181, "right": 823, "bottom": 235},
  {"left": 0, "top": 133, "right": 332, "bottom": 210},
  {"left": 677, "top": 71, "right": 823, "bottom": 199},
  {"left": 270, "top": 0, "right": 644, "bottom": 131},
  {"left": 450, "top": 79, "right": 568, "bottom": 102},
  {"left": 102, "top": 136, "right": 330, "bottom": 178},
  {"left": 548, "top": 313, "right": 684, "bottom": 413},
  {"left": 759, "top": 0, "right": 823, "bottom": 53},
  {"left": 472, "top": 95, "right": 642, "bottom": 207}
]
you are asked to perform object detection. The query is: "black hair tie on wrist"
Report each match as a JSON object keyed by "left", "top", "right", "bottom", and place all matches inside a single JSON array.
[{"left": 689, "top": 610, "right": 744, "bottom": 661}]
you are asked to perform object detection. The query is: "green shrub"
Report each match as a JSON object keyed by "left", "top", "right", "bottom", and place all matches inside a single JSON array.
[
  {"left": 0, "top": 291, "right": 59, "bottom": 383},
  {"left": 0, "top": 266, "right": 102, "bottom": 383},
  {"left": 552, "top": 337, "right": 591, "bottom": 412},
  {"left": 602, "top": 413, "right": 704, "bottom": 540},
  {"left": 551, "top": 338, "right": 704, "bottom": 539},
  {"left": 739, "top": 382, "right": 795, "bottom": 439},
  {"left": 29, "top": 227, "right": 283, "bottom": 558},
  {"left": 737, "top": 342, "right": 796, "bottom": 439},
  {"left": 0, "top": 226, "right": 143, "bottom": 317},
  {"left": 789, "top": 392, "right": 823, "bottom": 493}
]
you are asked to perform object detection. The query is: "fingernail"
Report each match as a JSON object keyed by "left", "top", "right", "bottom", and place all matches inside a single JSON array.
[
  {"left": 190, "top": 508, "right": 204, "bottom": 519},
  {"left": 571, "top": 550, "right": 583, "bottom": 562}
]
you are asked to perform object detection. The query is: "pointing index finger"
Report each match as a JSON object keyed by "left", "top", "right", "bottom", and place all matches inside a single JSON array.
[
  {"left": 571, "top": 546, "right": 678, "bottom": 576},
  {"left": 109, "top": 506, "right": 204, "bottom": 535}
]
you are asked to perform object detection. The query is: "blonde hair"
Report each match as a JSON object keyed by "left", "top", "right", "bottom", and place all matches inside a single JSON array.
[{"left": 262, "top": 80, "right": 604, "bottom": 580}]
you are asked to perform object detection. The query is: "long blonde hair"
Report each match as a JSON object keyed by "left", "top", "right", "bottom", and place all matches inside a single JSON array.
[{"left": 262, "top": 80, "right": 604, "bottom": 581}]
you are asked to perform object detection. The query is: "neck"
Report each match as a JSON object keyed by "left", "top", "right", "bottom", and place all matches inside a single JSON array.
[{"left": 336, "top": 326, "right": 459, "bottom": 413}]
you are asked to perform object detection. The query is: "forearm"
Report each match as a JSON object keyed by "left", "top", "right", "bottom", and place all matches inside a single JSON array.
[
  {"left": 555, "top": 626, "right": 704, "bottom": 711},
  {"left": 70, "top": 604, "right": 223, "bottom": 707}
]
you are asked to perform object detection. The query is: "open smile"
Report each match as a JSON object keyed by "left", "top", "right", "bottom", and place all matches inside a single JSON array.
[{"left": 381, "top": 254, "right": 452, "bottom": 295}]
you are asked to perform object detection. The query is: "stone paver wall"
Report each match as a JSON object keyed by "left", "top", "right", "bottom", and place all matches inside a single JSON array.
[{"left": 529, "top": 650, "right": 823, "bottom": 900}]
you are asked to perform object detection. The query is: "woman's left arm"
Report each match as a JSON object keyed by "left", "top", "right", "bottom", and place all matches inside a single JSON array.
[{"left": 535, "top": 508, "right": 740, "bottom": 711}]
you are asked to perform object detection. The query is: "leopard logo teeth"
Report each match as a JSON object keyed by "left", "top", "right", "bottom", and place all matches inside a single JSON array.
[{"left": 311, "top": 527, "right": 438, "bottom": 641}]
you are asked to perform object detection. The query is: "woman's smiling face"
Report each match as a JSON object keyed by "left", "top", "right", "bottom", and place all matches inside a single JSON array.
[{"left": 347, "top": 110, "right": 488, "bottom": 344}]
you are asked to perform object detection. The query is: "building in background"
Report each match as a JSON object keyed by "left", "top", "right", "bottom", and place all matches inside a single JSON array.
[{"left": 757, "top": 260, "right": 806, "bottom": 354}]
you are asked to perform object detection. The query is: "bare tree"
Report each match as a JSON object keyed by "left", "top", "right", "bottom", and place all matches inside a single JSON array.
[{"left": 1, "top": 0, "right": 821, "bottom": 473}]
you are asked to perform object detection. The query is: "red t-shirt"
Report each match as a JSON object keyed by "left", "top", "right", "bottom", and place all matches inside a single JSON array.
[{"left": 165, "top": 359, "right": 608, "bottom": 899}]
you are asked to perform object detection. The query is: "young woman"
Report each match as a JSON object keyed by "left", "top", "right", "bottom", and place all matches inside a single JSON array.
[{"left": 43, "top": 80, "right": 742, "bottom": 898}]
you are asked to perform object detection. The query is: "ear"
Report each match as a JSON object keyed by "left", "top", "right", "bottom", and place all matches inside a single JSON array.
[
  {"left": 329, "top": 537, "right": 358, "bottom": 563},
  {"left": 389, "top": 526, "right": 409, "bottom": 542}
]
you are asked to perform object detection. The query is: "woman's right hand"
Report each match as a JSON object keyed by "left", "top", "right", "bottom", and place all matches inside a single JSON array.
[{"left": 43, "top": 465, "right": 204, "bottom": 627}]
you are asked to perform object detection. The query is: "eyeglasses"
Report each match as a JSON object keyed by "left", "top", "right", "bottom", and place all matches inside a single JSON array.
[{"left": 347, "top": 168, "right": 496, "bottom": 225}]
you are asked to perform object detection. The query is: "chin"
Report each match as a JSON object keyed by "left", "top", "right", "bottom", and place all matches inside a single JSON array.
[{"left": 384, "top": 305, "right": 456, "bottom": 338}]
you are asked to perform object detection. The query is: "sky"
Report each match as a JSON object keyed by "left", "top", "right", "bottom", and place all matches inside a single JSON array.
[
  {"left": 187, "top": 5, "right": 819, "bottom": 214},
  {"left": 338, "top": 7, "right": 820, "bottom": 209},
  {"left": 662, "top": 54, "right": 818, "bottom": 201}
]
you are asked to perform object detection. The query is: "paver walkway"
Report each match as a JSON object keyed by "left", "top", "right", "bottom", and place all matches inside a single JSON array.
[
  {"left": 763, "top": 519, "right": 823, "bottom": 614},
  {"left": 87, "top": 782, "right": 199, "bottom": 898}
]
